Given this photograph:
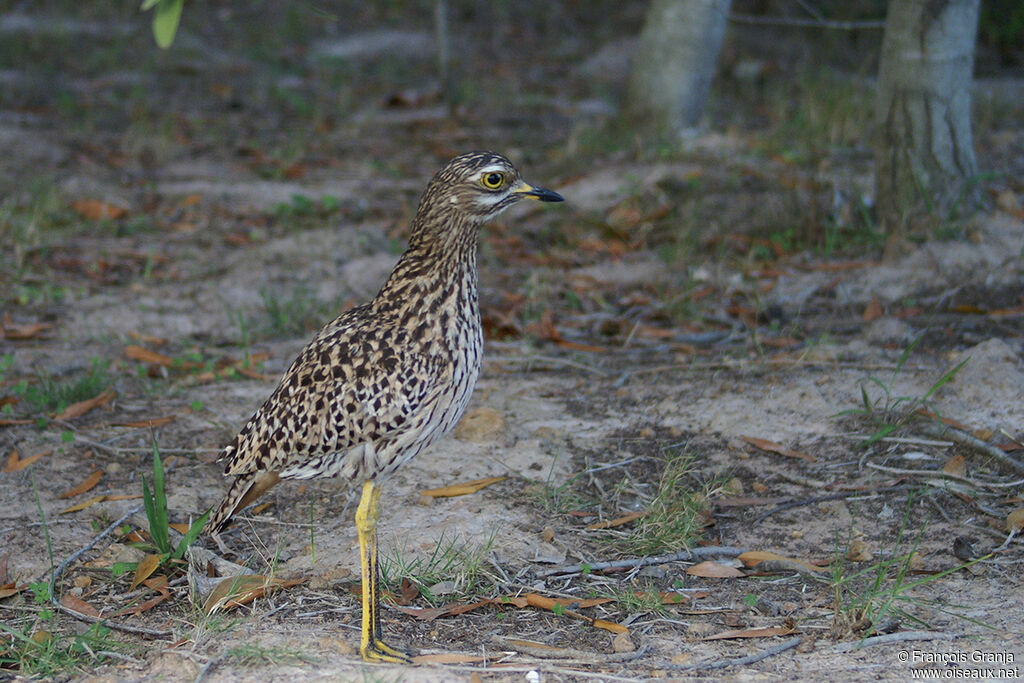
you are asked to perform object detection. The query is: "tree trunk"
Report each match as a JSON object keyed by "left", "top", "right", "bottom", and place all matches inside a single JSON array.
[
  {"left": 627, "top": 0, "right": 732, "bottom": 135},
  {"left": 874, "top": 0, "right": 981, "bottom": 241}
]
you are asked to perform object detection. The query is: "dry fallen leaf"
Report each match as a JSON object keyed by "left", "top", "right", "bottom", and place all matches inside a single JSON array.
[
  {"left": 741, "top": 435, "right": 816, "bottom": 462},
  {"left": 635, "top": 590, "right": 711, "bottom": 605},
  {"left": 143, "top": 575, "right": 170, "bottom": 595},
  {"left": 2, "top": 321, "right": 53, "bottom": 340},
  {"left": 592, "top": 619, "right": 629, "bottom": 634},
  {"left": 862, "top": 297, "right": 883, "bottom": 322},
  {"left": 203, "top": 574, "right": 307, "bottom": 615},
  {"left": 58, "top": 470, "right": 103, "bottom": 499},
  {"left": 420, "top": 476, "right": 506, "bottom": 498},
  {"left": 112, "top": 592, "right": 169, "bottom": 618},
  {"left": 686, "top": 561, "right": 745, "bottom": 578},
  {"left": 124, "top": 345, "right": 176, "bottom": 366},
  {"left": 3, "top": 449, "right": 51, "bottom": 473},
  {"left": 1007, "top": 509, "right": 1024, "bottom": 533},
  {"left": 942, "top": 454, "right": 967, "bottom": 477},
  {"left": 54, "top": 388, "right": 116, "bottom": 420},
  {"left": 587, "top": 510, "right": 648, "bottom": 530},
  {"left": 131, "top": 554, "right": 163, "bottom": 590},
  {"left": 0, "top": 582, "right": 26, "bottom": 599},
  {"left": 70, "top": 199, "right": 128, "bottom": 220},
  {"left": 59, "top": 495, "right": 107, "bottom": 515},
  {"left": 110, "top": 416, "right": 176, "bottom": 429},
  {"left": 61, "top": 593, "right": 101, "bottom": 618},
  {"left": 519, "top": 593, "right": 628, "bottom": 633},
  {"left": 127, "top": 331, "right": 169, "bottom": 346},
  {"left": 738, "top": 550, "right": 828, "bottom": 574},
  {"left": 168, "top": 522, "right": 193, "bottom": 535},
  {"left": 105, "top": 493, "right": 143, "bottom": 502}
]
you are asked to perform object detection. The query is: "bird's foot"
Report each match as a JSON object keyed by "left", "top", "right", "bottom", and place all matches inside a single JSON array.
[{"left": 361, "top": 637, "right": 413, "bottom": 664}]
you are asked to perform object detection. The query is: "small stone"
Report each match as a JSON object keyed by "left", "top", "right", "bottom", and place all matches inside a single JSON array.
[
  {"left": 723, "top": 477, "right": 743, "bottom": 496},
  {"left": 455, "top": 407, "right": 504, "bottom": 441},
  {"left": 533, "top": 426, "right": 557, "bottom": 440},
  {"left": 846, "top": 539, "right": 873, "bottom": 562},
  {"left": 612, "top": 631, "right": 635, "bottom": 653},
  {"left": 88, "top": 543, "right": 146, "bottom": 568},
  {"left": 429, "top": 580, "right": 457, "bottom": 596},
  {"left": 638, "top": 565, "right": 665, "bottom": 579},
  {"left": 309, "top": 566, "right": 352, "bottom": 590},
  {"left": 907, "top": 551, "right": 926, "bottom": 571},
  {"left": 321, "top": 637, "right": 355, "bottom": 655},
  {"left": 670, "top": 652, "right": 692, "bottom": 665},
  {"left": 687, "top": 622, "right": 715, "bottom": 637}
]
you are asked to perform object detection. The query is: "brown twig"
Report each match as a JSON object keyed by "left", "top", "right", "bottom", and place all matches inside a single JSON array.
[
  {"left": 918, "top": 423, "right": 1024, "bottom": 477},
  {"left": 53, "top": 603, "right": 173, "bottom": 638},
  {"left": 833, "top": 630, "right": 959, "bottom": 652},
  {"left": 865, "top": 463, "right": 1024, "bottom": 490},
  {"left": 668, "top": 636, "right": 802, "bottom": 670},
  {"left": 490, "top": 636, "right": 648, "bottom": 665},
  {"left": 539, "top": 546, "right": 746, "bottom": 578},
  {"left": 755, "top": 485, "right": 907, "bottom": 524},
  {"left": 45, "top": 501, "right": 175, "bottom": 638}
]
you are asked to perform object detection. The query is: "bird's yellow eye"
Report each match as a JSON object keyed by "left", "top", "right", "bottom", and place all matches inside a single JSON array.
[{"left": 481, "top": 172, "right": 504, "bottom": 190}]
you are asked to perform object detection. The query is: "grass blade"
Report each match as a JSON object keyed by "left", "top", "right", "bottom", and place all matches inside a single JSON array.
[
  {"left": 922, "top": 358, "right": 969, "bottom": 402},
  {"left": 172, "top": 508, "right": 211, "bottom": 560},
  {"left": 149, "top": 443, "right": 169, "bottom": 554}
]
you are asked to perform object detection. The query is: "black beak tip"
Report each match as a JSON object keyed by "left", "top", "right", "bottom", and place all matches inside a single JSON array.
[{"left": 531, "top": 186, "right": 565, "bottom": 203}]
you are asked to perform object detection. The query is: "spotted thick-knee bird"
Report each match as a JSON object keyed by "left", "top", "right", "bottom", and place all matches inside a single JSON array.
[{"left": 207, "top": 152, "right": 564, "bottom": 663}]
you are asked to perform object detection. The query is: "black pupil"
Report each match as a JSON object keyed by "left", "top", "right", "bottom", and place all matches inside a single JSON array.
[{"left": 486, "top": 173, "right": 501, "bottom": 187}]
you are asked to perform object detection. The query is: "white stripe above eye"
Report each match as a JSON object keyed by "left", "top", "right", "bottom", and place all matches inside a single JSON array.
[{"left": 476, "top": 164, "right": 510, "bottom": 178}]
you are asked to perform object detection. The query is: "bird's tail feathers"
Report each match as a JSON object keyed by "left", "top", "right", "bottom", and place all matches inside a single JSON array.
[{"left": 207, "top": 471, "right": 281, "bottom": 535}]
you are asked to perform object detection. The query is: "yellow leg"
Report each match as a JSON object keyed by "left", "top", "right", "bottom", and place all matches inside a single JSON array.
[{"left": 355, "top": 480, "right": 413, "bottom": 664}]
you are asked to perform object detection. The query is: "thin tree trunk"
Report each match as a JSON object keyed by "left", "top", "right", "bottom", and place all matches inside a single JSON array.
[
  {"left": 627, "top": 0, "right": 732, "bottom": 135},
  {"left": 874, "top": 0, "right": 981, "bottom": 244}
]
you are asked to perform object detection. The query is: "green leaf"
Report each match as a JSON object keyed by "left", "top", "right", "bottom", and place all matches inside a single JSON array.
[
  {"left": 152, "top": 0, "right": 184, "bottom": 49},
  {"left": 140, "top": 0, "right": 161, "bottom": 10},
  {"left": 150, "top": 443, "right": 169, "bottom": 554},
  {"left": 141, "top": 474, "right": 156, "bottom": 540},
  {"left": 172, "top": 508, "right": 211, "bottom": 560}
]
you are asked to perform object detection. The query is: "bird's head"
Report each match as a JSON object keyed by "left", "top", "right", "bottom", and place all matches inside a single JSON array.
[{"left": 416, "top": 152, "right": 564, "bottom": 230}]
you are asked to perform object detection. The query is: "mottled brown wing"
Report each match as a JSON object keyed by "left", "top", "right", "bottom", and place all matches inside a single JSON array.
[{"left": 219, "top": 310, "right": 447, "bottom": 478}]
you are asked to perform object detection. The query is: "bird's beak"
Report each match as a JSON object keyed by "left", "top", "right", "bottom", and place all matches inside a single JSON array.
[{"left": 515, "top": 182, "right": 564, "bottom": 203}]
